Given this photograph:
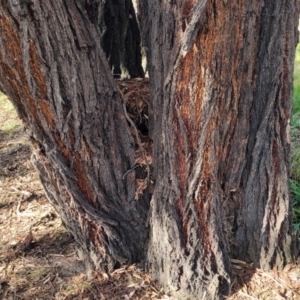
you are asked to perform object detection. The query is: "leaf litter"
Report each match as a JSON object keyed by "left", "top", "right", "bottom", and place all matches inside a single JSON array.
[{"left": 1, "top": 84, "right": 300, "bottom": 299}]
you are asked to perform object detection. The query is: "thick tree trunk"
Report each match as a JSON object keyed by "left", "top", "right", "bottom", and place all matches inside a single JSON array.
[
  {"left": 1, "top": 0, "right": 299, "bottom": 299},
  {"left": 0, "top": 0, "right": 148, "bottom": 272},
  {"left": 86, "top": 0, "right": 144, "bottom": 78},
  {"left": 140, "top": 0, "right": 299, "bottom": 298}
]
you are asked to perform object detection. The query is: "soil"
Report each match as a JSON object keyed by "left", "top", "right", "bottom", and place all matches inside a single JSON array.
[{"left": 1, "top": 86, "right": 300, "bottom": 300}]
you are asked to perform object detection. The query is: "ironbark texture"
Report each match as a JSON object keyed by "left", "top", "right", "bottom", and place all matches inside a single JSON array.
[
  {"left": 86, "top": 0, "right": 144, "bottom": 78},
  {"left": 0, "top": 0, "right": 149, "bottom": 272},
  {"left": 139, "top": 0, "right": 299, "bottom": 298}
]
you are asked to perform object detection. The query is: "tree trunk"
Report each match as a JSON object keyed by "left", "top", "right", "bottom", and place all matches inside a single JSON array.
[
  {"left": 86, "top": 0, "right": 144, "bottom": 78},
  {"left": 0, "top": 0, "right": 299, "bottom": 299},
  {"left": 139, "top": 0, "right": 299, "bottom": 298},
  {"left": 0, "top": 0, "right": 148, "bottom": 272}
]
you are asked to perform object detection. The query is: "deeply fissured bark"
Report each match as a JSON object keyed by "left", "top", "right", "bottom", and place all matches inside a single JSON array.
[
  {"left": 0, "top": 0, "right": 148, "bottom": 272},
  {"left": 0, "top": 0, "right": 299, "bottom": 299},
  {"left": 140, "top": 0, "right": 298, "bottom": 298}
]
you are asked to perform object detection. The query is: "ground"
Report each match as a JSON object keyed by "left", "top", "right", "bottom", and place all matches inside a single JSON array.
[{"left": 1, "top": 86, "right": 300, "bottom": 300}]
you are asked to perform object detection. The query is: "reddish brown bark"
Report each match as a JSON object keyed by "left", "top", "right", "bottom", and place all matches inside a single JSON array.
[
  {"left": 0, "top": 0, "right": 148, "bottom": 271},
  {"left": 0, "top": 0, "right": 299, "bottom": 299},
  {"left": 140, "top": 0, "right": 299, "bottom": 298}
]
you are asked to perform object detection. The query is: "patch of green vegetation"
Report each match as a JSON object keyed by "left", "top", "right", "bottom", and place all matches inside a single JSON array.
[
  {"left": 27, "top": 267, "right": 50, "bottom": 282},
  {"left": 293, "top": 44, "right": 300, "bottom": 115},
  {"left": 57, "top": 282, "right": 90, "bottom": 300},
  {"left": 291, "top": 147, "right": 300, "bottom": 180},
  {"left": 291, "top": 41, "right": 300, "bottom": 234},
  {"left": 290, "top": 179, "right": 300, "bottom": 233}
]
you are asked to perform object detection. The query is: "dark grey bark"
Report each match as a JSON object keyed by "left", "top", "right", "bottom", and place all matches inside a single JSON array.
[
  {"left": 0, "top": 0, "right": 148, "bottom": 272},
  {"left": 86, "top": 0, "right": 144, "bottom": 78},
  {"left": 0, "top": 0, "right": 299, "bottom": 299},
  {"left": 139, "top": 0, "right": 299, "bottom": 298}
]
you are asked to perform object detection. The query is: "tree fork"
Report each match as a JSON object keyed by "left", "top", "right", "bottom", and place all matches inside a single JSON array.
[{"left": 0, "top": 0, "right": 299, "bottom": 299}]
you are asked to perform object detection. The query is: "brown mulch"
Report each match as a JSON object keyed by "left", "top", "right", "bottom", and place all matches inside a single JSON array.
[
  {"left": 1, "top": 83, "right": 300, "bottom": 300},
  {"left": 229, "top": 259, "right": 300, "bottom": 299}
]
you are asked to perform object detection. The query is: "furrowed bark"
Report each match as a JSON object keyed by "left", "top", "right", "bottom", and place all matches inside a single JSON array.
[
  {"left": 0, "top": 0, "right": 148, "bottom": 271},
  {"left": 1, "top": 0, "right": 299, "bottom": 299},
  {"left": 140, "top": 0, "right": 298, "bottom": 298}
]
